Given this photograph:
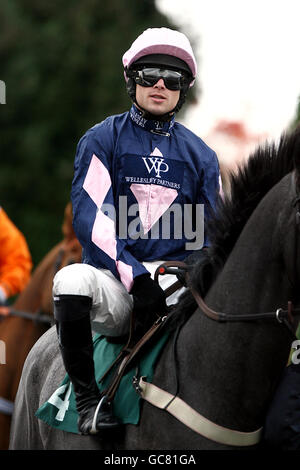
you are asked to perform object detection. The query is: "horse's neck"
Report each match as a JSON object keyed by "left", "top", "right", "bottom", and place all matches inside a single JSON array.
[
  {"left": 174, "top": 179, "right": 294, "bottom": 431},
  {"left": 208, "top": 177, "right": 293, "bottom": 313}
]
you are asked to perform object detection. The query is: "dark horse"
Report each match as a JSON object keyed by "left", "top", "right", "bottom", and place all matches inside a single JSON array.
[{"left": 9, "top": 130, "right": 300, "bottom": 450}]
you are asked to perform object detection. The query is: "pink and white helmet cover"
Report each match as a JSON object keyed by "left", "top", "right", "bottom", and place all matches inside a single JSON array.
[{"left": 122, "top": 27, "right": 197, "bottom": 86}]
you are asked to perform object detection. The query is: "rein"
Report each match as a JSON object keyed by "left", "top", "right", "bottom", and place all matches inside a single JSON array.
[
  {"left": 190, "top": 287, "right": 300, "bottom": 325},
  {"left": 0, "top": 306, "right": 53, "bottom": 325},
  {"left": 9, "top": 308, "right": 53, "bottom": 325},
  {"left": 0, "top": 304, "right": 53, "bottom": 325},
  {"left": 159, "top": 261, "right": 300, "bottom": 338}
]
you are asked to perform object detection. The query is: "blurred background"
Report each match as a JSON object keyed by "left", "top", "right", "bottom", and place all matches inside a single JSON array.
[
  {"left": 158, "top": 0, "right": 300, "bottom": 186},
  {"left": 0, "top": 0, "right": 299, "bottom": 267}
]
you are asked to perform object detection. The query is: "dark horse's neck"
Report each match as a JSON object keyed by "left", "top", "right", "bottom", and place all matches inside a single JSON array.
[
  {"left": 176, "top": 173, "right": 296, "bottom": 436},
  {"left": 150, "top": 131, "right": 300, "bottom": 449}
]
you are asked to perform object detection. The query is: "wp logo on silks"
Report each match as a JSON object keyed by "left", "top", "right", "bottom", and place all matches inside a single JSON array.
[
  {"left": 0, "top": 81, "right": 6, "bottom": 104},
  {"left": 142, "top": 157, "right": 169, "bottom": 178}
]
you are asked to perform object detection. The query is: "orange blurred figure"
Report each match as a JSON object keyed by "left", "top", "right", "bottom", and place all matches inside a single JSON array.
[{"left": 0, "top": 207, "right": 32, "bottom": 304}]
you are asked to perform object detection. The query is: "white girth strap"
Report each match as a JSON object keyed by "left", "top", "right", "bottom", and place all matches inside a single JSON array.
[{"left": 138, "top": 377, "right": 263, "bottom": 447}]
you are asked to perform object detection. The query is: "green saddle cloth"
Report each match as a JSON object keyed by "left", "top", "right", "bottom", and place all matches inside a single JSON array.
[{"left": 36, "top": 331, "right": 169, "bottom": 434}]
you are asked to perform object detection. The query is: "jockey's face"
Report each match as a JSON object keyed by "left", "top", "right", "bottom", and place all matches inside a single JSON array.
[{"left": 135, "top": 79, "right": 180, "bottom": 116}]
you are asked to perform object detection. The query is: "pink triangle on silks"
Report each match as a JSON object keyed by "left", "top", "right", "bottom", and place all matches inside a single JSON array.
[
  {"left": 130, "top": 147, "right": 178, "bottom": 234},
  {"left": 151, "top": 147, "right": 163, "bottom": 157}
]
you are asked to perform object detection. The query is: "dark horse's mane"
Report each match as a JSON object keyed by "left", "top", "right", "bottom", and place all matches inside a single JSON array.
[
  {"left": 168, "top": 128, "right": 300, "bottom": 329},
  {"left": 207, "top": 128, "right": 300, "bottom": 271}
]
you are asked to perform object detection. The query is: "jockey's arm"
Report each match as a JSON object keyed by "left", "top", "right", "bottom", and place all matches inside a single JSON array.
[{"left": 71, "top": 128, "right": 149, "bottom": 293}]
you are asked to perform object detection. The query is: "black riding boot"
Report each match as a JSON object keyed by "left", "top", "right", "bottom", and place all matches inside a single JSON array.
[{"left": 54, "top": 294, "right": 121, "bottom": 435}]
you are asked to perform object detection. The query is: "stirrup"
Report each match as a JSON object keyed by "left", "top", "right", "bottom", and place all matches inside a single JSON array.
[{"left": 90, "top": 395, "right": 120, "bottom": 435}]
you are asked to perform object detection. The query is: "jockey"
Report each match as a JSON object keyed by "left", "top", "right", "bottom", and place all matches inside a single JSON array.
[
  {"left": 53, "top": 27, "right": 220, "bottom": 436},
  {"left": 0, "top": 206, "right": 32, "bottom": 304}
]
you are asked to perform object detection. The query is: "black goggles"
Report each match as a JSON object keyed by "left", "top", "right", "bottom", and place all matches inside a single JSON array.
[{"left": 131, "top": 67, "right": 190, "bottom": 91}]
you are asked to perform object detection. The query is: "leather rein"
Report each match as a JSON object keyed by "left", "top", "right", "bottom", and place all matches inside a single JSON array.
[{"left": 158, "top": 259, "right": 300, "bottom": 338}]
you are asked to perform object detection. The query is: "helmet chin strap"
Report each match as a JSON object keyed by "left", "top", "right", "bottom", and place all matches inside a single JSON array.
[{"left": 134, "top": 100, "right": 176, "bottom": 122}]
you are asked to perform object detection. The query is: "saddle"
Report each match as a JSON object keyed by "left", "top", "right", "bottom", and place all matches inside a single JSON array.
[{"left": 98, "top": 262, "right": 186, "bottom": 404}]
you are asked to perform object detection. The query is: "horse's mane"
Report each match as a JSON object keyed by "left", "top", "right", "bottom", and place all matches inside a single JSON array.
[
  {"left": 207, "top": 128, "right": 300, "bottom": 269},
  {"left": 168, "top": 128, "right": 300, "bottom": 330}
]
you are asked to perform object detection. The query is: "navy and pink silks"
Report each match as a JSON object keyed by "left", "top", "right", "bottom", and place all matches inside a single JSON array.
[{"left": 71, "top": 104, "right": 220, "bottom": 293}]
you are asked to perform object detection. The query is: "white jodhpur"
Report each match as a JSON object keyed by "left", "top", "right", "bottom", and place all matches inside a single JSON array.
[{"left": 53, "top": 261, "right": 185, "bottom": 337}]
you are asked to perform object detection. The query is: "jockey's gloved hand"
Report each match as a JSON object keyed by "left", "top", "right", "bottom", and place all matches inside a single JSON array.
[
  {"left": 130, "top": 274, "right": 167, "bottom": 333},
  {"left": 177, "top": 248, "right": 209, "bottom": 287}
]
